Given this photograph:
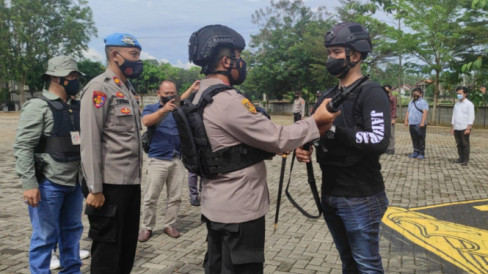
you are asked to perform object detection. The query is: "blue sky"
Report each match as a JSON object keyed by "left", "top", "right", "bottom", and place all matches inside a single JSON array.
[{"left": 84, "top": 0, "right": 341, "bottom": 68}]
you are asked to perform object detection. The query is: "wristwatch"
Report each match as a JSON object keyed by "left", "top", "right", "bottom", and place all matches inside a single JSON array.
[{"left": 326, "top": 125, "right": 336, "bottom": 139}]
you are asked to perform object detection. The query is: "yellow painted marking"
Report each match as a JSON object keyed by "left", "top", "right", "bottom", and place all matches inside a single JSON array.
[
  {"left": 383, "top": 206, "right": 488, "bottom": 273},
  {"left": 409, "top": 198, "right": 488, "bottom": 211},
  {"left": 473, "top": 205, "right": 488, "bottom": 212}
]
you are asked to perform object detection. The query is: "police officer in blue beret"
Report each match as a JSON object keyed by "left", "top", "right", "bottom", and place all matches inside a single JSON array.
[{"left": 80, "top": 32, "right": 143, "bottom": 273}]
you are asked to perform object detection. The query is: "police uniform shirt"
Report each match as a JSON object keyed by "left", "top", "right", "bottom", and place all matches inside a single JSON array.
[
  {"left": 80, "top": 69, "right": 142, "bottom": 193},
  {"left": 193, "top": 78, "right": 320, "bottom": 224}
]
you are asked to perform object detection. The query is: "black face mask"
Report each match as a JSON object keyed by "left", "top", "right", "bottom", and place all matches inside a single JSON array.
[
  {"left": 326, "top": 57, "right": 351, "bottom": 79},
  {"left": 413, "top": 95, "right": 420, "bottom": 100},
  {"left": 160, "top": 95, "right": 176, "bottom": 104},
  {"left": 60, "top": 78, "right": 80, "bottom": 96},
  {"left": 117, "top": 53, "right": 144, "bottom": 79},
  {"left": 229, "top": 58, "right": 247, "bottom": 86}
]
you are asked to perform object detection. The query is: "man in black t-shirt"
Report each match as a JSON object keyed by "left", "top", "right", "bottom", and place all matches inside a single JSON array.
[{"left": 296, "top": 22, "right": 390, "bottom": 273}]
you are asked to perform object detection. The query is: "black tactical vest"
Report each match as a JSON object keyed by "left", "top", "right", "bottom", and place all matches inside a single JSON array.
[
  {"left": 173, "top": 84, "right": 274, "bottom": 178},
  {"left": 35, "top": 96, "right": 81, "bottom": 162}
]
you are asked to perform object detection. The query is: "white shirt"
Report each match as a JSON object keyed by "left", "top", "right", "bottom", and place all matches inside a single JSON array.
[{"left": 451, "top": 98, "right": 475, "bottom": 130}]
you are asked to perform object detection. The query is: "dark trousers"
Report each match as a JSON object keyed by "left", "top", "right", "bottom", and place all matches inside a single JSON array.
[
  {"left": 203, "top": 216, "right": 265, "bottom": 274},
  {"left": 409, "top": 124, "right": 427, "bottom": 155},
  {"left": 454, "top": 130, "right": 470, "bottom": 162},
  {"left": 293, "top": 113, "right": 302, "bottom": 123},
  {"left": 87, "top": 184, "right": 141, "bottom": 274}
]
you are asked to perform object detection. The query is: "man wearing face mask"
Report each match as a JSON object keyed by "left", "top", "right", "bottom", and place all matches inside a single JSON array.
[
  {"left": 137, "top": 80, "right": 200, "bottom": 242},
  {"left": 451, "top": 86, "right": 475, "bottom": 166},
  {"left": 80, "top": 32, "right": 143, "bottom": 273},
  {"left": 295, "top": 22, "right": 391, "bottom": 273},
  {"left": 404, "top": 87, "right": 429, "bottom": 160},
  {"left": 14, "top": 56, "right": 84, "bottom": 273},
  {"left": 186, "top": 24, "right": 339, "bottom": 274}
]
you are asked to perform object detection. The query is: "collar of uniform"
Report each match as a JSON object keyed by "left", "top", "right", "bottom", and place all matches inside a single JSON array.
[
  {"left": 200, "top": 78, "right": 227, "bottom": 89},
  {"left": 41, "top": 89, "right": 73, "bottom": 104},
  {"left": 193, "top": 78, "right": 231, "bottom": 103},
  {"left": 103, "top": 68, "right": 134, "bottom": 95}
]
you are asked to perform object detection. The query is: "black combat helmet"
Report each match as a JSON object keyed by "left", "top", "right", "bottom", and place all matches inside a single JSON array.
[
  {"left": 188, "top": 24, "right": 245, "bottom": 69},
  {"left": 324, "top": 22, "right": 372, "bottom": 59}
]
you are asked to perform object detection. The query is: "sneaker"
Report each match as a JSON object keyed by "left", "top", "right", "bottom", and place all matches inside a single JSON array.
[
  {"left": 386, "top": 150, "right": 395, "bottom": 155},
  {"left": 461, "top": 161, "right": 468, "bottom": 166},
  {"left": 453, "top": 159, "right": 464, "bottom": 163},
  {"left": 408, "top": 153, "right": 419, "bottom": 158},
  {"left": 417, "top": 155, "right": 425, "bottom": 160},
  {"left": 80, "top": 249, "right": 90, "bottom": 260},
  {"left": 50, "top": 254, "right": 61, "bottom": 270}
]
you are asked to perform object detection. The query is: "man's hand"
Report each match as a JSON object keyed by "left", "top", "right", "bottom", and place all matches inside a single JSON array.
[
  {"left": 23, "top": 188, "right": 41, "bottom": 207},
  {"left": 312, "top": 98, "right": 340, "bottom": 129},
  {"left": 296, "top": 145, "right": 314, "bottom": 163},
  {"left": 391, "top": 119, "right": 396, "bottom": 125},
  {"left": 420, "top": 122, "right": 425, "bottom": 128},
  {"left": 86, "top": 192, "right": 105, "bottom": 208},
  {"left": 161, "top": 99, "right": 177, "bottom": 114},
  {"left": 190, "top": 80, "right": 200, "bottom": 92},
  {"left": 464, "top": 128, "right": 471, "bottom": 135},
  {"left": 404, "top": 121, "right": 408, "bottom": 127},
  {"left": 450, "top": 128, "right": 454, "bottom": 135}
]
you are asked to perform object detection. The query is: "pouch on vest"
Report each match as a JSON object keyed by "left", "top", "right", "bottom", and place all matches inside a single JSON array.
[
  {"left": 173, "top": 84, "right": 274, "bottom": 178},
  {"left": 34, "top": 96, "right": 81, "bottom": 162}
]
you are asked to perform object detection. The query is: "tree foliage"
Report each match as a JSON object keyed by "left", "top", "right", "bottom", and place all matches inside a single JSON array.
[
  {"left": 244, "top": 0, "right": 334, "bottom": 102},
  {"left": 3, "top": 0, "right": 97, "bottom": 106}
]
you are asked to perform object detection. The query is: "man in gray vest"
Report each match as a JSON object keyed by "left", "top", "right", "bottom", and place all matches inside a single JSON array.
[{"left": 14, "top": 56, "right": 84, "bottom": 273}]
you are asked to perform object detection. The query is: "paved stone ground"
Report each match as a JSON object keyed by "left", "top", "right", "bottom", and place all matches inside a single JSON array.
[{"left": 1, "top": 112, "right": 487, "bottom": 273}]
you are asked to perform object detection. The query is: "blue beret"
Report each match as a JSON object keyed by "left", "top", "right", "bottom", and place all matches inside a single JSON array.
[{"left": 104, "top": 33, "right": 141, "bottom": 50}]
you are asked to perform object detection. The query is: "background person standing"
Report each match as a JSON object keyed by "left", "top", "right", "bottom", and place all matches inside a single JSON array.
[
  {"left": 384, "top": 84, "right": 397, "bottom": 155},
  {"left": 404, "top": 87, "right": 429, "bottom": 160},
  {"left": 292, "top": 91, "right": 306, "bottom": 122},
  {"left": 14, "top": 56, "right": 84, "bottom": 273},
  {"left": 451, "top": 86, "right": 475, "bottom": 166},
  {"left": 138, "top": 80, "right": 199, "bottom": 242}
]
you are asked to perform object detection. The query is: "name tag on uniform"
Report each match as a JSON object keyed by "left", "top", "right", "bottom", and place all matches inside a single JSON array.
[{"left": 70, "top": 131, "right": 81, "bottom": 145}]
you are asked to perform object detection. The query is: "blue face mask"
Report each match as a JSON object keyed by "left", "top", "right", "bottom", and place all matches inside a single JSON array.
[{"left": 457, "top": 94, "right": 464, "bottom": 101}]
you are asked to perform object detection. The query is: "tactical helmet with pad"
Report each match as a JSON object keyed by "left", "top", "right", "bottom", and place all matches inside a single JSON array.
[
  {"left": 324, "top": 22, "right": 372, "bottom": 58},
  {"left": 188, "top": 24, "right": 245, "bottom": 68}
]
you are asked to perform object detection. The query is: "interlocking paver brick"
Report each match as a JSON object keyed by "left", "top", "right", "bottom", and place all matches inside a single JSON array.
[{"left": 1, "top": 112, "right": 488, "bottom": 273}]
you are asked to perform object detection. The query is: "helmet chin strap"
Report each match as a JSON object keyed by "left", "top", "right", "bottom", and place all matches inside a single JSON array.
[
  {"left": 337, "top": 47, "right": 358, "bottom": 79},
  {"left": 211, "top": 52, "right": 238, "bottom": 85}
]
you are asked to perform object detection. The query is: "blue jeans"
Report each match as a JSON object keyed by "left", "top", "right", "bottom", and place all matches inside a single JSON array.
[
  {"left": 322, "top": 191, "right": 388, "bottom": 274},
  {"left": 28, "top": 179, "right": 84, "bottom": 274}
]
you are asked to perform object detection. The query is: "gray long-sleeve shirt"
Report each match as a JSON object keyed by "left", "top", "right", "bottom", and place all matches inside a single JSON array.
[{"left": 14, "top": 90, "right": 80, "bottom": 190}]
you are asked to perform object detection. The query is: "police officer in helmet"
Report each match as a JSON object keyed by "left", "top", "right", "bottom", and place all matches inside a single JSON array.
[
  {"left": 296, "top": 22, "right": 391, "bottom": 273},
  {"left": 187, "top": 24, "right": 339, "bottom": 273}
]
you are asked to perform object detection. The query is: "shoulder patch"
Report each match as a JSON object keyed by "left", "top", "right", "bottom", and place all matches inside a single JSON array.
[
  {"left": 93, "top": 91, "right": 107, "bottom": 108},
  {"left": 113, "top": 76, "right": 122, "bottom": 87},
  {"left": 115, "top": 92, "right": 124, "bottom": 98},
  {"left": 241, "top": 98, "right": 257, "bottom": 114}
]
